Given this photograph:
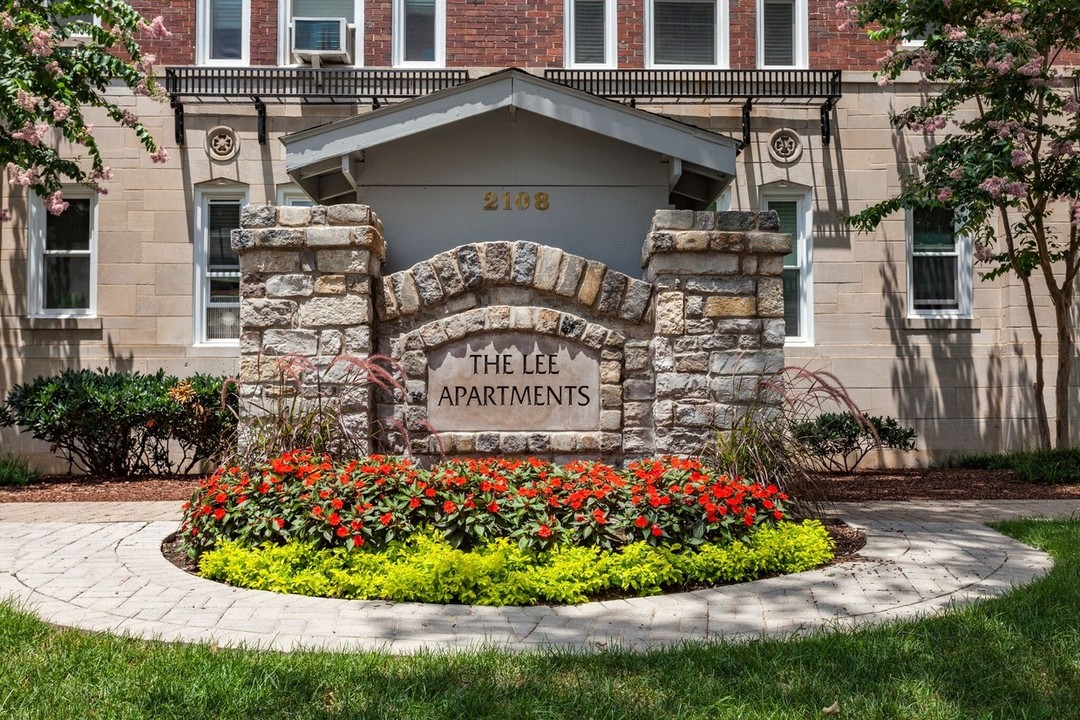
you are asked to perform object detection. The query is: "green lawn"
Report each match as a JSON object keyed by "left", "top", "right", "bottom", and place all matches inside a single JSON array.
[{"left": 2, "top": 519, "right": 1078, "bottom": 719}]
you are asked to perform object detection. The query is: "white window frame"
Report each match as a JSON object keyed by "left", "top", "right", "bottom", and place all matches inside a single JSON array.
[
  {"left": 756, "top": 0, "right": 808, "bottom": 69},
  {"left": 907, "top": 208, "right": 973, "bottom": 319},
  {"left": 276, "top": 0, "right": 364, "bottom": 66},
  {"left": 28, "top": 188, "right": 98, "bottom": 318},
  {"left": 761, "top": 188, "right": 813, "bottom": 346},
  {"left": 194, "top": 187, "right": 247, "bottom": 345},
  {"left": 645, "top": 0, "right": 728, "bottom": 69},
  {"left": 565, "top": 0, "right": 617, "bottom": 68},
  {"left": 392, "top": 0, "right": 446, "bottom": 67},
  {"left": 197, "top": 0, "right": 251, "bottom": 66},
  {"left": 276, "top": 184, "right": 316, "bottom": 206}
]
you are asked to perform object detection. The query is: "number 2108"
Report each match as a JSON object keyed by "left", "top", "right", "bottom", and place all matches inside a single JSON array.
[{"left": 483, "top": 191, "right": 550, "bottom": 211}]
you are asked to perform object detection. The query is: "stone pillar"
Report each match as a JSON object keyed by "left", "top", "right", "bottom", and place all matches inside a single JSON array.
[
  {"left": 233, "top": 204, "right": 385, "bottom": 455},
  {"left": 643, "top": 210, "right": 789, "bottom": 455}
]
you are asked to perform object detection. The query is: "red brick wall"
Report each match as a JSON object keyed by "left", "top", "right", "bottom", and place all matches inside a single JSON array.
[{"left": 134, "top": 2, "right": 195, "bottom": 64}]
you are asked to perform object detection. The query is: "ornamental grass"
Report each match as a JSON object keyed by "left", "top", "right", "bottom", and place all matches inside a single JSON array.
[{"left": 180, "top": 452, "right": 792, "bottom": 560}]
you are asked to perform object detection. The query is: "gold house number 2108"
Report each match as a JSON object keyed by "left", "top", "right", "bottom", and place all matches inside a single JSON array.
[{"left": 483, "top": 191, "right": 550, "bottom": 211}]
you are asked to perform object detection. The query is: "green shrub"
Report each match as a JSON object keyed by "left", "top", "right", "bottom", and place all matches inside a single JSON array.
[
  {"left": 0, "top": 453, "right": 38, "bottom": 486},
  {"left": 2, "top": 369, "right": 237, "bottom": 476},
  {"left": 791, "top": 412, "right": 918, "bottom": 472},
  {"left": 197, "top": 521, "right": 835, "bottom": 606},
  {"left": 947, "top": 447, "right": 1080, "bottom": 484}
]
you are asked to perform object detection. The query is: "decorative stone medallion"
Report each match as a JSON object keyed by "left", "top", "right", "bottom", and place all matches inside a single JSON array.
[
  {"left": 427, "top": 332, "right": 601, "bottom": 432},
  {"left": 767, "top": 128, "right": 803, "bottom": 164},
  {"left": 206, "top": 126, "right": 240, "bottom": 162}
]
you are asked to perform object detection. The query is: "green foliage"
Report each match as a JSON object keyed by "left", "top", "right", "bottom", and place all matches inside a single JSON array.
[
  {"left": 946, "top": 447, "right": 1080, "bottom": 484},
  {"left": 791, "top": 412, "right": 917, "bottom": 472},
  {"left": 0, "top": 0, "right": 169, "bottom": 206},
  {"left": 179, "top": 453, "right": 794, "bottom": 560},
  {"left": 198, "top": 521, "right": 835, "bottom": 606},
  {"left": 0, "top": 453, "right": 38, "bottom": 486},
  {"left": 842, "top": 0, "right": 1080, "bottom": 448},
  {"left": 1, "top": 369, "right": 238, "bottom": 476}
]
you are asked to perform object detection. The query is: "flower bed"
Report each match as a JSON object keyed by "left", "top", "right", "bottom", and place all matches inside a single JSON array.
[{"left": 180, "top": 452, "right": 794, "bottom": 558}]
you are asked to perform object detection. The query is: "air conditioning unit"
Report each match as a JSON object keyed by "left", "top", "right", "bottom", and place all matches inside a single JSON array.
[{"left": 292, "top": 17, "right": 352, "bottom": 65}]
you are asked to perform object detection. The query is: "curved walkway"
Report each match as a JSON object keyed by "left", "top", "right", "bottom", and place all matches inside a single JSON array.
[{"left": 1, "top": 500, "right": 1076, "bottom": 653}]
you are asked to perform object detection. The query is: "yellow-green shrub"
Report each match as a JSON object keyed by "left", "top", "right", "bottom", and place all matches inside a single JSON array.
[{"left": 198, "top": 521, "right": 835, "bottom": 606}]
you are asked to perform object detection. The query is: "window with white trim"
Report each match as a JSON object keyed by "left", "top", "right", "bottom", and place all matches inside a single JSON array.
[
  {"left": 757, "top": 0, "right": 807, "bottom": 68},
  {"left": 393, "top": 0, "right": 444, "bottom": 66},
  {"left": 908, "top": 207, "right": 972, "bottom": 317},
  {"left": 279, "top": 0, "right": 362, "bottom": 65},
  {"left": 649, "top": 0, "right": 725, "bottom": 67},
  {"left": 762, "top": 190, "right": 813, "bottom": 343},
  {"left": 277, "top": 185, "right": 316, "bottom": 206},
  {"left": 194, "top": 189, "right": 245, "bottom": 343},
  {"left": 566, "top": 0, "right": 616, "bottom": 67},
  {"left": 28, "top": 189, "right": 97, "bottom": 317},
  {"left": 198, "top": 0, "right": 250, "bottom": 65}
]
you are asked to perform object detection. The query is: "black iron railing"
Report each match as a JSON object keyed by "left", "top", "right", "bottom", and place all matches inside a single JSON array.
[
  {"left": 164, "top": 67, "right": 471, "bottom": 145},
  {"left": 544, "top": 69, "right": 843, "bottom": 145}
]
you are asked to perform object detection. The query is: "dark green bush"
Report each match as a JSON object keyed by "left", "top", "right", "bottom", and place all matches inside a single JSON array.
[
  {"left": 947, "top": 447, "right": 1080, "bottom": 484},
  {"left": 2, "top": 369, "right": 238, "bottom": 476},
  {"left": 0, "top": 453, "right": 38, "bottom": 486},
  {"left": 791, "top": 412, "right": 917, "bottom": 472}
]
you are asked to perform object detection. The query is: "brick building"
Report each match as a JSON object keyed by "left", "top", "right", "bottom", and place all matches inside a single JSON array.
[{"left": 1, "top": 0, "right": 1077, "bottom": 469}]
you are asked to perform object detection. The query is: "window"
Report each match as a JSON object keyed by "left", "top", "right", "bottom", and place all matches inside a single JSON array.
[
  {"left": 908, "top": 207, "right": 972, "bottom": 317},
  {"left": 28, "top": 190, "right": 97, "bottom": 317},
  {"left": 762, "top": 190, "right": 812, "bottom": 344},
  {"left": 758, "top": 0, "right": 807, "bottom": 68},
  {"left": 280, "top": 0, "right": 361, "bottom": 65},
  {"left": 649, "top": 0, "right": 726, "bottom": 67},
  {"left": 566, "top": 0, "right": 615, "bottom": 67},
  {"left": 393, "top": 0, "right": 445, "bottom": 66},
  {"left": 198, "top": 0, "right": 250, "bottom": 65},
  {"left": 194, "top": 190, "right": 245, "bottom": 343},
  {"left": 277, "top": 185, "right": 316, "bottom": 206}
]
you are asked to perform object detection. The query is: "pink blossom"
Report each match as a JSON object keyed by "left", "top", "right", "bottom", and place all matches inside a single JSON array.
[
  {"left": 44, "top": 61, "right": 61, "bottom": 76},
  {"left": 945, "top": 25, "right": 967, "bottom": 41},
  {"left": 1050, "top": 138, "right": 1075, "bottom": 158},
  {"left": 139, "top": 15, "right": 171, "bottom": 40},
  {"left": 1072, "top": 201, "right": 1080, "bottom": 225},
  {"left": 876, "top": 75, "right": 892, "bottom": 87},
  {"left": 1065, "top": 96, "right": 1079, "bottom": 114},
  {"left": 135, "top": 53, "right": 156, "bottom": 75},
  {"left": 0, "top": 13, "right": 14, "bottom": 31},
  {"left": 1018, "top": 57, "right": 1043, "bottom": 77},
  {"left": 50, "top": 100, "right": 69, "bottom": 121},
  {"left": 975, "top": 243, "right": 995, "bottom": 263},
  {"left": 91, "top": 166, "right": 114, "bottom": 182},
  {"left": 44, "top": 191, "right": 68, "bottom": 215},
  {"left": 28, "top": 27, "right": 54, "bottom": 57},
  {"left": 1011, "top": 149, "right": 1032, "bottom": 167},
  {"left": 1004, "top": 181, "right": 1028, "bottom": 197},
  {"left": 937, "top": 188, "right": 953, "bottom": 202},
  {"left": 987, "top": 54, "right": 1014, "bottom": 74},
  {"left": 150, "top": 147, "right": 169, "bottom": 164},
  {"left": 0, "top": 208, "right": 9, "bottom": 222},
  {"left": 15, "top": 89, "right": 41, "bottom": 112},
  {"left": 11, "top": 121, "right": 47, "bottom": 146},
  {"left": 120, "top": 109, "right": 138, "bottom": 127},
  {"left": 980, "top": 176, "right": 1006, "bottom": 198},
  {"left": 912, "top": 49, "right": 938, "bottom": 74},
  {"left": 7, "top": 163, "right": 40, "bottom": 186}
]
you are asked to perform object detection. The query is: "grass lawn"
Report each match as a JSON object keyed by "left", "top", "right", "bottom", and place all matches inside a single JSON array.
[{"left": 2, "top": 519, "right": 1078, "bottom": 719}]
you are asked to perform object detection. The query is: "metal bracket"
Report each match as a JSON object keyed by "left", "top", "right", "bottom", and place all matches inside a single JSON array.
[
  {"left": 820, "top": 98, "right": 837, "bottom": 146},
  {"left": 741, "top": 99, "right": 753, "bottom": 146},
  {"left": 171, "top": 99, "right": 185, "bottom": 146},
  {"left": 254, "top": 98, "right": 267, "bottom": 145}
]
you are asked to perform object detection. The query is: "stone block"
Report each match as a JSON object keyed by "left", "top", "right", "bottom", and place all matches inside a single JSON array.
[
  {"left": 745, "top": 231, "right": 791, "bottom": 254},
  {"left": 536, "top": 308, "right": 561, "bottom": 334},
  {"left": 239, "top": 250, "right": 301, "bottom": 274},
  {"left": 411, "top": 261, "right": 443, "bottom": 306},
  {"left": 656, "top": 373, "right": 709, "bottom": 399},
  {"left": 651, "top": 209, "right": 694, "bottom": 231},
  {"left": 555, "top": 253, "right": 585, "bottom": 297},
  {"left": 456, "top": 244, "right": 484, "bottom": 289},
  {"left": 600, "top": 410, "right": 622, "bottom": 431},
  {"left": 486, "top": 305, "right": 511, "bottom": 330},
  {"left": 262, "top": 328, "right": 317, "bottom": 356},
  {"left": 686, "top": 277, "right": 755, "bottom": 294},
  {"left": 707, "top": 232, "right": 747, "bottom": 252},
  {"left": 763, "top": 319, "right": 786, "bottom": 348},
  {"left": 431, "top": 251, "right": 465, "bottom": 297},
  {"left": 577, "top": 261, "right": 606, "bottom": 306},
  {"left": 706, "top": 296, "right": 756, "bottom": 317},
  {"left": 534, "top": 246, "right": 563, "bottom": 291},
  {"left": 673, "top": 231, "right": 710, "bottom": 252},
  {"left": 599, "top": 432, "right": 621, "bottom": 452},
  {"left": 527, "top": 433, "right": 551, "bottom": 452},
  {"left": 316, "top": 249, "right": 371, "bottom": 274},
  {"left": 299, "top": 295, "right": 369, "bottom": 327},
  {"left": 600, "top": 360, "right": 621, "bottom": 384},
  {"left": 624, "top": 401, "right": 651, "bottom": 425},
  {"left": 305, "top": 226, "right": 355, "bottom": 247},
  {"left": 757, "top": 255, "right": 784, "bottom": 275},
  {"left": 619, "top": 279, "right": 652, "bottom": 322},
  {"left": 622, "top": 428, "right": 654, "bottom": 453},
  {"left": 276, "top": 205, "right": 311, "bottom": 227},
  {"left": 241, "top": 298, "right": 295, "bottom": 328},
  {"left": 326, "top": 204, "right": 372, "bottom": 226},
  {"left": 757, "top": 277, "right": 784, "bottom": 318},
  {"left": 652, "top": 400, "right": 673, "bottom": 425},
  {"left": 623, "top": 379, "right": 653, "bottom": 401},
  {"left": 266, "top": 274, "right": 314, "bottom": 298},
  {"left": 482, "top": 242, "right": 512, "bottom": 282},
  {"left": 420, "top": 323, "right": 449, "bottom": 348},
  {"left": 558, "top": 313, "right": 586, "bottom": 339},
  {"left": 674, "top": 403, "right": 715, "bottom": 427},
  {"left": 319, "top": 330, "right": 343, "bottom": 356},
  {"left": 391, "top": 272, "right": 421, "bottom": 315},
  {"left": 240, "top": 204, "right": 276, "bottom": 229},
  {"left": 581, "top": 323, "right": 607, "bottom": 349},
  {"left": 655, "top": 291, "right": 685, "bottom": 335},
  {"left": 511, "top": 242, "right": 539, "bottom": 285},
  {"left": 315, "top": 274, "right": 347, "bottom": 295},
  {"left": 500, "top": 433, "right": 528, "bottom": 453},
  {"left": 624, "top": 346, "right": 650, "bottom": 371},
  {"left": 475, "top": 432, "right": 500, "bottom": 452},
  {"left": 675, "top": 352, "right": 709, "bottom": 373},
  {"left": 549, "top": 433, "right": 577, "bottom": 452},
  {"left": 712, "top": 211, "right": 756, "bottom": 232},
  {"left": 231, "top": 229, "right": 255, "bottom": 251},
  {"left": 255, "top": 228, "right": 305, "bottom": 247},
  {"left": 596, "top": 272, "right": 628, "bottom": 315}
]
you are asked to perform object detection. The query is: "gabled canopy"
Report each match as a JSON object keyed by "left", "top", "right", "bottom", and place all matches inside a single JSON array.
[{"left": 282, "top": 68, "right": 738, "bottom": 208}]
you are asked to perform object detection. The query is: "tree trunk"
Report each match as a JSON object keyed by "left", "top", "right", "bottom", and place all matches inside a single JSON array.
[{"left": 1054, "top": 297, "right": 1075, "bottom": 447}]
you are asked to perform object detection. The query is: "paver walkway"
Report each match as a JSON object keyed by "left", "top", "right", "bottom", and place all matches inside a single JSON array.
[{"left": 2, "top": 500, "right": 1077, "bottom": 653}]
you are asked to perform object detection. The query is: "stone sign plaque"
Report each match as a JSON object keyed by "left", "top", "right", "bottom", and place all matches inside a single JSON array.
[{"left": 427, "top": 333, "right": 601, "bottom": 432}]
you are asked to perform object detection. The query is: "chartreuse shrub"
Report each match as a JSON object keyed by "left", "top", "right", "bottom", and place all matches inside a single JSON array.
[
  {"left": 0, "top": 453, "right": 38, "bottom": 486},
  {"left": 198, "top": 521, "right": 835, "bottom": 605},
  {"left": 1, "top": 368, "right": 237, "bottom": 476}
]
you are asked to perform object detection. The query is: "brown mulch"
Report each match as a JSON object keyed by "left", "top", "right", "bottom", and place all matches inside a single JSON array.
[{"left": 3, "top": 467, "right": 1079, "bottom": 504}]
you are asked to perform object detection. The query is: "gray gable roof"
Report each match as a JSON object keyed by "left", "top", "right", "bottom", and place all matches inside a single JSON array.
[{"left": 282, "top": 68, "right": 738, "bottom": 208}]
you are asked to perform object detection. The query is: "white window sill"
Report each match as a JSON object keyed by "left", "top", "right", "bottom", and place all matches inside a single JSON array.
[
  {"left": 903, "top": 316, "right": 980, "bottom": 331},
  {"left": 20, "top": 316, "right": 102, "bottom": 330}
]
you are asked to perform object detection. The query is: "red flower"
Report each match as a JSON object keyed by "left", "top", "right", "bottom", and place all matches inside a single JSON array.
[
  {"left": 380, "top": 512, "right": 393, "bottom": 526},
  {"left": 214, "top": 492, "right": 227, "bottom": 504},
  {"left": 487, "top": 501, "right": 499, "bottom": 513},
  {"left": 331, "top": 498, "right": 344, "bottom": 510},
  {"left": 651, "top": 524, "right": 663, "bottom": 537},
  {"left": 336, "top": 526, "right": 349, "bottom": 538},
  {"left": 424, "top": 487, "right": 436, "bottom": 498},
  {"left": 773, "top": 510, "right": 784, "bottom": 520},
  {"left": 443, "top": 500, "right": 457, "bottom": 514},
  {"left": 312, "top": 506, "right": 324, "bottom": 517},
  {"left": 409, "top": 497, "right": 421, "bottom": 509},
  {"left": 352, "top": 535, "right": 365, "bottom": 547},
  {"left": 634, "top": 515, "right": 649, "bottom": 528},
  {"left": 538, "top": 524, "right": 552, "bottom": 538},
  {"left": 592, "top": 509, "right": 607, "bottom": 525},
  {"left": 213, "top": 507, "right": 225, "bottom": 521},
  {"left": 328, "top": 512, "right": 341, "bottom": 526},
  {"left": 273, "top": 517, "right": 285, "bottom": 529}
]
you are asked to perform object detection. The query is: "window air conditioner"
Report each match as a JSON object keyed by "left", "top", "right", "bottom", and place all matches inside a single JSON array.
[{"left": 292, "top": 17, "right": 352, "bottom": 65}]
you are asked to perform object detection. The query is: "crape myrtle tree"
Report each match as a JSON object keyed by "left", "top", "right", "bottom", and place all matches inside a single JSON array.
[
  {"left": 839, "top": 0, "right": 1080, "bottom": 448},
  {"left": 0, "top": 0, "right": 170, "bottom": 219}
]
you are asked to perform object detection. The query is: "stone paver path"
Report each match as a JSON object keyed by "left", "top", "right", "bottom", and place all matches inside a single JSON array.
[{"left": 1, "top": 500, "right": 1075, "bottom": 653}]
